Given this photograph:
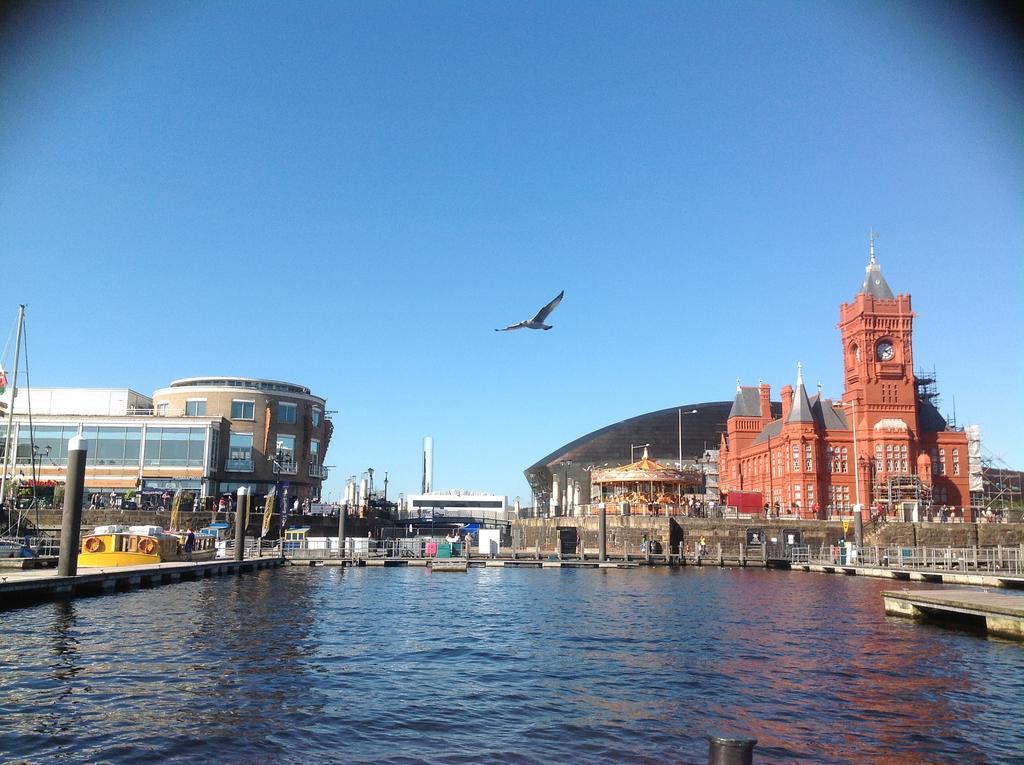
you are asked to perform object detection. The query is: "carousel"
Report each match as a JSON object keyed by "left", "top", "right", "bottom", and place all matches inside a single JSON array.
[{"left": 590, "top": 448, "right": 702, "bottom": 515}]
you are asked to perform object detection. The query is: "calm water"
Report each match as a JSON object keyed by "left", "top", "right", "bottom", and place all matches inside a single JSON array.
[{"left": 1, "top": 566, "right": 1023, "bottom": 764}]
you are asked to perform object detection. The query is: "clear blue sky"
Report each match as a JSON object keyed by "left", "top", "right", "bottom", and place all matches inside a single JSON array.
[{"left": 2, "top": 1, "right": 1021, "bottom": 503}]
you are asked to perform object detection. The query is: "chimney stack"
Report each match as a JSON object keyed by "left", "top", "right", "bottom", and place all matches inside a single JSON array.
[
  {"left": 759, "top": 382, "right": 771, "bottom": 421},
  {"left": 422, "top": 436, "right": 434, "bottom": 494},
  {"left": 780, "top": 385, "right": 794, "bottom": 422}
]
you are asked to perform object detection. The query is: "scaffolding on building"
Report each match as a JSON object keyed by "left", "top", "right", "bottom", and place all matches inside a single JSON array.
[
  {"left": 975, "top": 450, "right": 1023, "bottom": 513},
  {"left": 874, "top": 474, "right": 930, "bottom": 513}
]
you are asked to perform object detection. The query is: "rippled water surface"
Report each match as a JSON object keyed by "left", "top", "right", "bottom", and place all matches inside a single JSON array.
[{"left": 2, "top": 566, "right": 1023, "bottom": 764}]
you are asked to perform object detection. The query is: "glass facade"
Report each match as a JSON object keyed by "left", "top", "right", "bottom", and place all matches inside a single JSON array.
[
  {"left": 144, "top": 427, "right": 206, "bottom": 467},
  {"left": 227, "top": 432, "right": 254, "bottom": 472},
  {"left": 14, "top": 425, "right": 78, "bottom": 464},
  {"left": 83, "top": 426, "right": 143, "bottom": 466}
]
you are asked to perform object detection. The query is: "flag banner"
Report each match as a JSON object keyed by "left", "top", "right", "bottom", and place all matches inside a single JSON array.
[{"left": 262, "top": 488, "right": 276, "bottom": 537}]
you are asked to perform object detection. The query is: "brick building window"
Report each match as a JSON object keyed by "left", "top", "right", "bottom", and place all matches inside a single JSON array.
[
  {"left": 841, "top": 447, "right": 848, "bottom": 473},
  {"left": 278, "top": 402, "right": 297, "bottom": 424},
  {"left": 231, "top": 400, "right": 255, "bottom": 420},
  {"left": 791, "top": 444, "right": 799, "bottom": 471}
]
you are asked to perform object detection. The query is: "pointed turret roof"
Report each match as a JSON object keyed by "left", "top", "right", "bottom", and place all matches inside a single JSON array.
[
  {"left": 860, "top": 234, "right": 894, "bottom": 299},
  {"left": 786, "top": 363, "right": 815, "bottom": 424}
]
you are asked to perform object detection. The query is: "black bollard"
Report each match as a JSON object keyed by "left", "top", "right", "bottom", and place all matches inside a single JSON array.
[
  {"left": 598, "top": 502, "right": 607, "bottom": 562},
  {"left": 707, "top": 734, "right": 756, "bottom": 765},
  {"left": 342, "top": 501, "right": 350, "bottom": 561},
  {"left": 234, "top": 487, "right": 247, "bottom": 561},
  {"left": 854, "top": 512, "right": 863, "bottom": 547},
  {"left": 57, "top": 436, "right": 88, "bottom": 578}
]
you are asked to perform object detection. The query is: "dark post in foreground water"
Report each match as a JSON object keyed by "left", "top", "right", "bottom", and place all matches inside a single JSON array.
[
  {"left": 707, "top": 734, "right": 756, "bottom": 765},
  {"left": 854, "top": 511, "right": 863, "bottom": 547},
  {"left": 57, "top": 436, "right": 89, "bottom": 578},
  {"left": 598, "top": 502, "right": 607, "bottom": 562},
  {"left": 337, "top": 503, "right": 346, "bottom": 561},
  {"left": 234, "top": 486, "right": 247, "bottom": 561}
]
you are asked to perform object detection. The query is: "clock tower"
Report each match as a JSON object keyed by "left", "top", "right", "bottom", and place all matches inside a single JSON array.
[{"left": 838, "top": 239, "right": 919, "bottom": 434}]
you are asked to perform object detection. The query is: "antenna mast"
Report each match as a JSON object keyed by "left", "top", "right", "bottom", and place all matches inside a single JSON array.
[{"left": 1, "top": 305, "right": 26, "bottom": 508}]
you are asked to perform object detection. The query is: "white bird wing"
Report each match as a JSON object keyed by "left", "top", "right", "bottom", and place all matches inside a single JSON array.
[
  {"left": 530, "top": 290, "right": 564, "bottom": 323},
  {"left": 495, "top": 321, "right": 528, "bottom": 332}
]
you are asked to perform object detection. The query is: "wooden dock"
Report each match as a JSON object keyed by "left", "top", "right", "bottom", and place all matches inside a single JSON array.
[
  {"left": 882, "top": 589, "right": 1024, "bottom": 640},
  {"left": 0, "top": 557, "right": 284, "bottom": 609}
]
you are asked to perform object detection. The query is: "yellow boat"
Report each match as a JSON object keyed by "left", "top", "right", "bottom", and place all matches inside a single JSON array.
[{"left": 78, "top": 524, "right": 216, "bottom": 567}]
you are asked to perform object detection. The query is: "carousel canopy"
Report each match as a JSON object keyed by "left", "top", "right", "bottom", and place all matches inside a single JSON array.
[{"left": 592, "top": 449, "right": 696, "bottom": 484}]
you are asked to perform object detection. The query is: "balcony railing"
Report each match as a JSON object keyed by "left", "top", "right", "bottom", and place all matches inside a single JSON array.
[
  {"left": 308, "top": 464, "right": 328, "bottom": 479},
  {"left": 225, "top": 458, "right": 254, "bottom": 472}
]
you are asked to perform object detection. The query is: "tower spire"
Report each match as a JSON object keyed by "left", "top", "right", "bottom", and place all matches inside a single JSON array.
[{"left": 859, "top": 231, "right": 894, "bottom": 299}]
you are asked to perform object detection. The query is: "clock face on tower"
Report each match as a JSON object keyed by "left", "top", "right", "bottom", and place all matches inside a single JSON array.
[{"left": 876, "top": 341, "right": 894, "bottom": 361}]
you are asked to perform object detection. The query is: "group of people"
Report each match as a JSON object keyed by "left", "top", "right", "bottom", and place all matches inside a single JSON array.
[{"left": 443, "top": 531, "right": 473, "bottom": 548}]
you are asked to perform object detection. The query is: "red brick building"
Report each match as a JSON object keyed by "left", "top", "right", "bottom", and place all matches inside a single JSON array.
[{"left": 718, "top": 244, "right": 970, "bottom": 519}]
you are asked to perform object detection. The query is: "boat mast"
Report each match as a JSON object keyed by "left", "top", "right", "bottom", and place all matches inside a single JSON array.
[{"left": 1, "top": 305, "right": 25, "bottom": 509}]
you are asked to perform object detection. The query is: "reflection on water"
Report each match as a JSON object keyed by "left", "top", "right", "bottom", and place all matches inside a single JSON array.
[{"left": 1, "top": 567, "right": 1021, "bottom": 764}]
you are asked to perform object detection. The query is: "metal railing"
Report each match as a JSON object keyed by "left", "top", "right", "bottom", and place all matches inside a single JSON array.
[
  {"left": 219, "top": 538, "right": 278, "bottom": 558},
  {"left": 0, "top": 535, "right": 60, "bottom": 557},
  {"left": 803, "top": 543, "right": 1024, "bottom": 576}
]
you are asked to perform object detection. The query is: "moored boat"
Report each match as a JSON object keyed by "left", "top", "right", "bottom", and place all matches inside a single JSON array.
[{"left": 78, "top": 524, "right": 215, "bottom": 567}]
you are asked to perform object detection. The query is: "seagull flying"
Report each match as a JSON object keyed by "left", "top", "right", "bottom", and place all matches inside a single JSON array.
[{"left": 495, "top": 290, "right": 565, "bottom": 331}]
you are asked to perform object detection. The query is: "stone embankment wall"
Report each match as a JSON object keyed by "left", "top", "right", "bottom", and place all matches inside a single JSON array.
[
  {"left": 864, "top": 522, "right": 1024, "bottom": 548},
  {"left": 514, "top": 517, "right": 849, "bottom": 554},
  {"left": 513, "top": 517, "right": 1024, "bottom": 555}
]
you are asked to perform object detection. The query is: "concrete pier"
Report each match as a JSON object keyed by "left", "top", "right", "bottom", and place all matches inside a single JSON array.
[{"left": 882, "top": 589, "right": 1024, "bottom": 640}]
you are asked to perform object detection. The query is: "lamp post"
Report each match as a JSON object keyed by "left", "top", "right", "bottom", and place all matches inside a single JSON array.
[
  {"left": 630, "top": 443, "right": 650, "bottom": 461},
  {"left": 677, "top": 409, "right": 698, "bottom": 514},
  {"left": 839, "top": 398, "right": 862, "bottom": 517},
  {"left": 31, "top": 444, "right": 51, "bottom": 530}
]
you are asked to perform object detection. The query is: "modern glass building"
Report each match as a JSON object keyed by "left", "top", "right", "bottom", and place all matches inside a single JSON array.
[{"left": 2, "top": 378, "right": 332, "bottom": 508}]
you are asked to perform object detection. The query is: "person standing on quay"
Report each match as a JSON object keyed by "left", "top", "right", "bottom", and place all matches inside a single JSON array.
[{"left": 184, "top": 528, "right": 195, "bottom": 561}]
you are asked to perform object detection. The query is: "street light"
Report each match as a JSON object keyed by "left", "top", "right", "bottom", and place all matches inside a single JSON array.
[
  {"left": 838, "top": 399, "right": 862, "bottom": 518},
  {"left": 678, "top": 408, "right": 699, "bottom": 514},
  {"left": 630, "top": 443, "right": 650, "bottom": 461}
]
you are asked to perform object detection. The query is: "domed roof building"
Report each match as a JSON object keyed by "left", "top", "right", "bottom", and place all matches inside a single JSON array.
[{"left": 523, "top": 400, "right": 780, "bottom": 515}]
